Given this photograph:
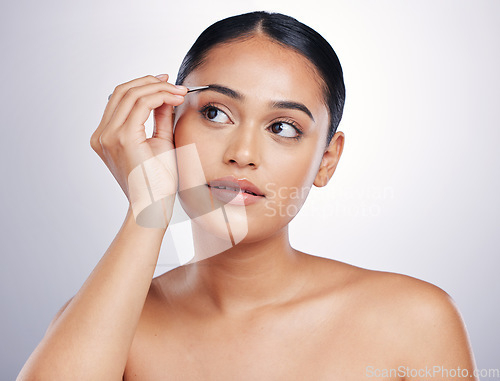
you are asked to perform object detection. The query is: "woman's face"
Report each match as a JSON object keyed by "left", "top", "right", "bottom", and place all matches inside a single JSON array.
[{"left": 173, "top": 35, "right": 342, "bottom": 244}]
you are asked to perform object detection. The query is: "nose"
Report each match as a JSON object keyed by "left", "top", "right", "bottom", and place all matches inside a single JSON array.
[{"left": 222, "top": 123, "right": 261, "bottom": 169}]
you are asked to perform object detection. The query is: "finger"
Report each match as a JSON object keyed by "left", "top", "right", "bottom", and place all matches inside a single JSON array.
[
  {"left": 107, "top": 82, "right": 187, "bottom": 131},
  {"left": 152, "top": 102, "right": 174, "bottom": 141},
  {"left": 104, "top": 75, "right": 165, "bottom": 124},
  {"left": 92, "top": 75, "right": 167, "bottom": 151},
  {"left": 121, "top": 91, "right": 185, "bottom": 137}
]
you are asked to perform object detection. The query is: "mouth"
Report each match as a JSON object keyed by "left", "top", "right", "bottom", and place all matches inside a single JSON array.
[
  {"left": 207, "top": 176, "right": 265, "bottom": 206},
  {"left": 208, "top": 176, "right": 264, "bottom": 196}
]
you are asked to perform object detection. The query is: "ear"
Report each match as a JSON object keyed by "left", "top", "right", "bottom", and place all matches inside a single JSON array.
[{"left": 313, "top": 131, "right": 345, "bottom": 187}]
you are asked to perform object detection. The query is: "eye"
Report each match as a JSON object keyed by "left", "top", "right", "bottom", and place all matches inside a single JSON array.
[
  {"left": 268, "top": 121, "right": 302, "bottom": 139},
  {"left": 201, "top": 105, "right": 231, "bottom": 124}
]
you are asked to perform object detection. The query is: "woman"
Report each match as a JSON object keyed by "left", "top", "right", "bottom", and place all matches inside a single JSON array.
[{"left": 18, "top": 11, "right": 477, "bottom": 380}]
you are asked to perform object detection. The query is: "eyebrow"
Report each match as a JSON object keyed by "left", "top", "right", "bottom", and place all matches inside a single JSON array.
[
  {"left": 198, "top": 83, "right": 315, "bottom": 122},
  {"left": 200, "top": 84, "right": 243, "bottom": 100},
  {"left": 270, "top": 101, "right": 315, "bottom": 122}
]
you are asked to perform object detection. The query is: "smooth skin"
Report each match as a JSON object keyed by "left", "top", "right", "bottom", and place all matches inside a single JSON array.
[{"left": 18, "top": 34, "right": 477, "bottom": 380}]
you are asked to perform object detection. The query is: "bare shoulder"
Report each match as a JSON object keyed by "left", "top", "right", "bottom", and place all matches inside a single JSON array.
[
  {"left": 348, "top": 263, "right": 456, "bottom": 312},
  {"left": 312, "top": 255, "right": 467, "bottom": 333},
  {"left": 307, "top": 254, "right": 460, "bottom": 317},
  {"left": 306, "top": 255, "right": 476, "bottom": 372},
  {"left": 351, "top": 265, "right": 465, "bottom": 333}
]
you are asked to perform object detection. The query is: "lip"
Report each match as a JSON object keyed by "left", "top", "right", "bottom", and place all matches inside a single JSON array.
[{"left": 207, "top": 176, "right": 265, "bottom": 206}]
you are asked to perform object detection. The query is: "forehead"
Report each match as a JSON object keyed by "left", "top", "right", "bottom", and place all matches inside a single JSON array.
[{"left": 184, "top": 35, "right": 327, "bottom": 114}]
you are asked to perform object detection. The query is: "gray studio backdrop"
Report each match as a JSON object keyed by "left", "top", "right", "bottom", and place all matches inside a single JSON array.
[{"left": 1, "top": 0, "right": 499, "bottom": 379}]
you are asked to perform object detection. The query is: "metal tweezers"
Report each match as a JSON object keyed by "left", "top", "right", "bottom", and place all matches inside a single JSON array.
[
  {"left": 186, "top": 85, "right": 210, "bottom": 93},
  {"left": 108, "top": 85, "right": 209, "bottom": 101}
]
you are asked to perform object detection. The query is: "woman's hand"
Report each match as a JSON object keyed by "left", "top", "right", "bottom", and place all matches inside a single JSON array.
[
  {"left": 18, "top": 77, "right": 184, "bottom": 378},
  {"left": 90, "top": 74, "right": 187, "bottom": 227}
]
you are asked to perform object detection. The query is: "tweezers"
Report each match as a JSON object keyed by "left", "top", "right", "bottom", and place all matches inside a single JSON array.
[
  {"left": 108, "top": 85, "right": 209, "bottom": 101},
  {"left": 186, "top": 85, "right": 210, "bottom": 93}
]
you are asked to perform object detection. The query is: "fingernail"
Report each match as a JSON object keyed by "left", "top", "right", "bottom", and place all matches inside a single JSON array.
[
  {"left": 175, "top": 85, "right": 187, "bottom": 91},
  {"left": 155, "top": 74, "right": 168, "bottom": 80}
]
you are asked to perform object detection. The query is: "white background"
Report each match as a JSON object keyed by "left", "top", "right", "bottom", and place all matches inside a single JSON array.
[{"left": 1, "top": 0, "right": 499, "bottom": 378}]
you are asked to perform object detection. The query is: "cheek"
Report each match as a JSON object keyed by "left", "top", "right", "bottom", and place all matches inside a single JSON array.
[
  {"left": 263, "top": 146, "right": 322, "bottom": 220},
  {"left": 268, "top": 170, "right": 310, "bottom": 212},
  {"left": 175, "top": 111, "right": 221, "bottom": 145},
  {"left": 173, "top": 115, "right": 221, "bottom": 186},
  {"left": 273, "top": 145, "right": 322, "bottom": 193},
  {"left": 173, "top": 113, "right": 196, "bottom": 147}
]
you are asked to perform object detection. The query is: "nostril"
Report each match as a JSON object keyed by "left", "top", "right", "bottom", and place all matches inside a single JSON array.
[{"left": 227, "top": 158, "right": 257, "bottom": 168}]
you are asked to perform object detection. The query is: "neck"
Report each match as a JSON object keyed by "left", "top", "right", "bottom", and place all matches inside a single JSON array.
[{"left": 182, "top": 225, "right": 308, "bottom": 316}]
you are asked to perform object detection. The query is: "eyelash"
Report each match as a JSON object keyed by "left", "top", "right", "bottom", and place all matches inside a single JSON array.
[{"left": 198, "top": 103, "right": 303, "bottom": 141}]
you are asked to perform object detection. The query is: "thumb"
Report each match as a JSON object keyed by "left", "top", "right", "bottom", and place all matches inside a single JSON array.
[
  {"left": 152, "top": 73, "right": 173, "bottom": 141},
  {"left": 152, "top": 103, "right": 174, "bottom": 142}
]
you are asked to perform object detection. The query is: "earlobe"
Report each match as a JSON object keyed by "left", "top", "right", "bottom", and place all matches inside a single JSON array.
[
  {"left": 313, "top": 131, "right": 345, "bottom": 188},
  {"left": 313, "top": 171, "right": 328, "bottom": 187}
]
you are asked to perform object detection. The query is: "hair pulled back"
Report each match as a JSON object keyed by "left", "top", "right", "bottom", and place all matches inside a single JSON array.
[{"left": 176, "top": 11, "right": 345, "bottom": 145}]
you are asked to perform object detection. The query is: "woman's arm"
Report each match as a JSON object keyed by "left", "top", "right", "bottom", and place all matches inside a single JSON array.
[
  {"left": 17, "top": 206, "right": 166, "bottom": 380},
  {"left": 405, "top": 287, "right": 478, "bottom": 381},
  {"left": 383, "top": 275, "right": 479, "bottom": 381},
  {"left": 17, "top": 74, "right": 187, "bottom": 380}
]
